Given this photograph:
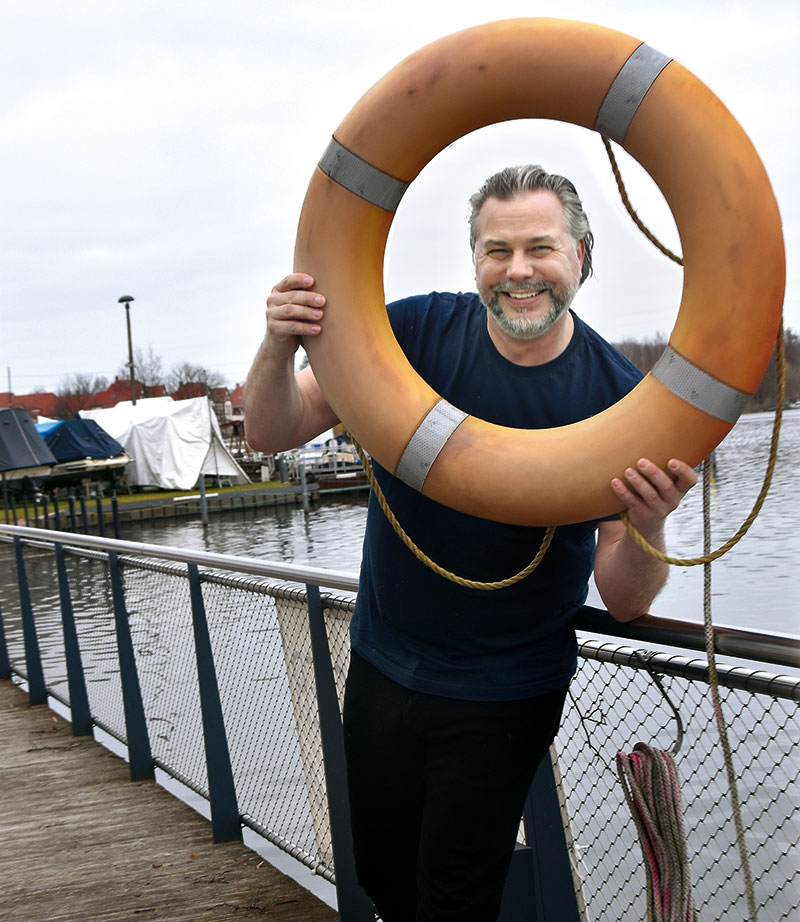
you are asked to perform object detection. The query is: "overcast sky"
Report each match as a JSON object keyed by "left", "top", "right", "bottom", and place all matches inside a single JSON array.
[{"left": 2, "top": 0, "right": 797, "bottom": 394}]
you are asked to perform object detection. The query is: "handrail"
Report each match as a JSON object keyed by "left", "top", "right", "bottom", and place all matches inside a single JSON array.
[
  {"left": 0, "top": 523, "right": 359, "bottom": 593},
  {"left": 2, "top": 523, "right": 798, "bottom": 671}
]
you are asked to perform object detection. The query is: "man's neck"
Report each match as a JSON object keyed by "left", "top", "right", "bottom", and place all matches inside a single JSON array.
[{"left": 485, "top": 310, "right": 575, "bottom": 366}]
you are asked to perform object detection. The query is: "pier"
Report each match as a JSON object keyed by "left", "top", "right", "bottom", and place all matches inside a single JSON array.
[{"left": 0, "top": 679, "right": 338, "bottom": 922}]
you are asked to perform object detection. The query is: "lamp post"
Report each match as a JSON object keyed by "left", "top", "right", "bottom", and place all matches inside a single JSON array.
[{"left": 117, "top": 295, "right": 136, "bottom": 405}]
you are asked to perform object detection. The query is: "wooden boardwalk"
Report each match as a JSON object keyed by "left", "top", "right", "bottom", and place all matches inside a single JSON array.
[{"left": 0, "top": 678, "right": 339, "bottom": 922}]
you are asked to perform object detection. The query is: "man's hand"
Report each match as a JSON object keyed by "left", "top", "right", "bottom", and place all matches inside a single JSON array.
[
  {"left": 610, "top": 457, "right": 698, "bottom": 539},
  {"left": 596, "top": 457, "right": 698, "bottom": 621},
  {"left": 265, "top": 273, "right": 326, "bottom": 360}
]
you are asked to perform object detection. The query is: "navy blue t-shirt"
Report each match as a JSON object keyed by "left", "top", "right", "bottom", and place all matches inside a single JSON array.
[{"left": 350, "top": 292, "right": 642, "bottom": 701}]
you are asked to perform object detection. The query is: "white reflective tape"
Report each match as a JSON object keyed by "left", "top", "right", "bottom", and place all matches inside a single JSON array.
[
  {"left": 595, "top": 43, "right": 672, "bottom": 143},
  {"left": 394, "top": 400, "right": 468, "bottom": 491},
  {"left": 651, "top": 347, "right": 751, "bottom": 423},
  {"left": 318, "top": 137, "right": 409, "bottom": 212}
]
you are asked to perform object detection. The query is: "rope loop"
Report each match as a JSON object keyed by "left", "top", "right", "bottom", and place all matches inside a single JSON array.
[{"left": 352, "top": 440, "right": 555, "bottom": 590}]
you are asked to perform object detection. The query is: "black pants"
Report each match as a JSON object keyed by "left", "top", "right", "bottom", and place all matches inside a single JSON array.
[{"left": 342, "top": 651, "right": 568, "bottom": 922}]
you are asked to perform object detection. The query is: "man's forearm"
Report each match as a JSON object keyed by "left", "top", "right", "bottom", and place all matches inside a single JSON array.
[
  {"left": 243, "top": 339, "right": 307, "bottom": 453},
  {"left": 594, "top": 522, "right": 669, "bottom": 622}
]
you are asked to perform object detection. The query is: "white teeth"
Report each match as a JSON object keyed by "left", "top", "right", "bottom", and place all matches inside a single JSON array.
[{"left": 507, "top": 291, "right": 539, "bottom": 299}]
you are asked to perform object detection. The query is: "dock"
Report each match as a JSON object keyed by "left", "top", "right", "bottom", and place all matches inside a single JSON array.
[{"left": 0, "top": 679, "right": 339, "bottom": 922}]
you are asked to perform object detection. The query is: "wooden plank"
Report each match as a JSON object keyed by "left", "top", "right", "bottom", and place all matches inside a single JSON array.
[{"left": 0, "top": 678, "right": 340, "bottom": 922}]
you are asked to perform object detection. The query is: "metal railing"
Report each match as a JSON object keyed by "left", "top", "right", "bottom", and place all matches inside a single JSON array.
[{"left": 1, "top": 523, "right": 798, "bottom": 922}]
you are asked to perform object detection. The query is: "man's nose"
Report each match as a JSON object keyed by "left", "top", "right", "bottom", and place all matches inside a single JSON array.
[{"left": 506, "top": 250, "right": 535, "bottom": 279}]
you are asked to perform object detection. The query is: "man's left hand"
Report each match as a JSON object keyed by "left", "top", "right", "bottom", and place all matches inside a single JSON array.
[{"left": 610, "top": 457, "right": 698, "bottom": 536}]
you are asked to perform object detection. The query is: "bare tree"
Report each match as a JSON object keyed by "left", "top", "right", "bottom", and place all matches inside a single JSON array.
[
  {"left": 167, "top": 361, "right": 226, "bottom": 397},
  {"left": 117, "top": 345, "right": 166, "bottom": 396},
  {"left": 54, "top": 372, "right": 109, "bottom": 418}
]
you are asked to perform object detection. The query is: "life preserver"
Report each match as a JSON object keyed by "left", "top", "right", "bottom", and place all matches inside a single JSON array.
[{"left": 294, "top": 18, "right": 784, "bottom": 526}]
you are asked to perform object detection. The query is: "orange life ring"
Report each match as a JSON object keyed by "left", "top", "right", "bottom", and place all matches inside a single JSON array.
[{"left": 294, "top": 18, "right": 784, "bottom": 526}]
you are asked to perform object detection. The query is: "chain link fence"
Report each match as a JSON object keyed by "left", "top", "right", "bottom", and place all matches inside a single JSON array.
[{"left": 1, "top": 535, "right": 797, "bottom": 920}]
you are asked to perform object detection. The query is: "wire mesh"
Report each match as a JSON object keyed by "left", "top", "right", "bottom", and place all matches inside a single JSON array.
[{"left": 0, "top": 535, "right": 797, "bottom": 921}]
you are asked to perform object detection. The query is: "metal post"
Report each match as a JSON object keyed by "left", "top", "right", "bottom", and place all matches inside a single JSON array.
[
  {"left": 79, "top": 495, "right": 89, "bottom": 534},
  {"left": 299, "top": 458, "right": 309, "bottom": 511},
  {"left": 108, "top": 551, "right": 154, "bottom": 780},
  {"left": 503, "top": 752, "right": 582, "bottom": 922},
  {"left": 52, "top": 495, "right": 61, "bottom": 531},
  {"left": 305, "top": 583, "right": 374, "bottom": 921},
  {"left": 95, "top": 495, "right": 105, "bottom": 537},
  {"left": 187, "top": 564, "right": 241, "bottom": 841},
  {"left": 33, "top": 494, "right": 39, "bottom": 528},
  {"left": 13, "top": 537, "right": 47, "bottom": 705},
  {"left": 68, "top": 495, "right": 77, "bottom": 532},
  {"left": 198, "top": 475, "right": 208, "bottom": 527},
  {"left": 41, "top": 495, "right": 49, "bottom": 528},
  {"left": 118, "top": 295, "right": 136, "bottom": 405},
  {"left": 0, "top": 601, "right": 11, "bottom": 679},
  {"left": 111, "top": 493, "right": 121, "bottom": 539},
  {"left": 54, "top": 543, "right": 92, "bottom": 736}
]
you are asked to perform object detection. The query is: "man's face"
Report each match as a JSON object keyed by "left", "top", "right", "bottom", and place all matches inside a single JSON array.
[{"left": 473, "top": 191, "right": 585, "bottom": 340}]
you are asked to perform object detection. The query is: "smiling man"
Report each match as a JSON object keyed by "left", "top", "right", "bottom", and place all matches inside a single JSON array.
[{"left": 244, "top": 164, "right": 697, "bottom": 922}]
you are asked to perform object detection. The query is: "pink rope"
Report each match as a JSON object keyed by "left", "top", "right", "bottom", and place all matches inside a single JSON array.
[{"left": 617, "top": 743, "right": 695, "bottom": 922}]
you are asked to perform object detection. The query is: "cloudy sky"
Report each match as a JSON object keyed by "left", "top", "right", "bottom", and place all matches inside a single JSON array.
[{"left": 2, "top": 0, "right": 797, "bottom": 395}]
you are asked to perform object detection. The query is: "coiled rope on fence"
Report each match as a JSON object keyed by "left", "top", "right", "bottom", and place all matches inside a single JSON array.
[{"left": 616, "top": 743, "right": 695, "bottom": 922}]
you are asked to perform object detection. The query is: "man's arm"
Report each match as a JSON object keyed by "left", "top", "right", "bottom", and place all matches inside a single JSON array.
[
  {"left": 244, "top": 273, "right": 339, "bottom": 453},
  {"left": 594, "top": 457, "right": 698, "bottom": 622}
]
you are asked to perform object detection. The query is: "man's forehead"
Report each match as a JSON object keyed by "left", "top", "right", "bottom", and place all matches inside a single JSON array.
[{"left": 476, "top": 190, "right": 567, "bottom": 236}]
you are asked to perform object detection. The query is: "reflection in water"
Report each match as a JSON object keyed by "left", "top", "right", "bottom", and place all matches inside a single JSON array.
[{"left": 122, "top": 410, "right": 799, "bottom": 638}]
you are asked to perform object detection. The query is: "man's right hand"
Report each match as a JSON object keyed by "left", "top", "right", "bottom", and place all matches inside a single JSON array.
[{"left": 265, "top": 273, "right": 326, "bottom": 359}]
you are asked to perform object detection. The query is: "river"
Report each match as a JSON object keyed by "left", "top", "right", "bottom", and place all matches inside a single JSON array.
[{"left": 119, "top": 408, "right": 799, "bottom": 641}]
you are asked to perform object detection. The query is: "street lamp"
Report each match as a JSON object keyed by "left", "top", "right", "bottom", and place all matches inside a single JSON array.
[{"left": 117, "top": 295, "right": 136, "bottom": 404}]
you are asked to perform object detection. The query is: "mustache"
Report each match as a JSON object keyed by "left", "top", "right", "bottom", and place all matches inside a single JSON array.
[{"left": 491, "top": 280, "right": 553, "bottom": 294}]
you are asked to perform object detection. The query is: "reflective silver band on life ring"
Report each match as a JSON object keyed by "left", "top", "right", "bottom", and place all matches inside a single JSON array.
[
  {"left": 395, "top": 399, "right": 469, "bottom": 491},
  {"left": 594, "top": 43, "right": 672, "bottom": 143},
  {"left": 318, "top": 136, "right": 410, "bottom": 213},
  {"left": 651, "top": 346, "right": 751, "bottom": 423}
]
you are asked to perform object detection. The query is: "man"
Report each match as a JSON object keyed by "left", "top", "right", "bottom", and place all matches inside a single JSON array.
[{"left": 244, "top": 165, "right": 696, "bottom": 921}]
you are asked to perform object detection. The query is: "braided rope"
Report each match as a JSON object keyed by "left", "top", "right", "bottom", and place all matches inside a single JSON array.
[
  {"left": 602, "top": 136, "right": 684, "bottom": 266},
  {"left": 701, "top": 461, "right": 760, "bottom": 920},
  {"left": 616, "top": 744, "right": 695, "bottom": 922},
  {"left": 352, "top": 440, "right": 555, "bottom": 590}
]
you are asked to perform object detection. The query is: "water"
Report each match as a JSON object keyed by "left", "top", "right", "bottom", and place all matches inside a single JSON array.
[{"left": 120, "top": 408, "right": 800, "bottom": 641}]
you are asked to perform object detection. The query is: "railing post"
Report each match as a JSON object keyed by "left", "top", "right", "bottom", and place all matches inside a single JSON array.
[
  {"left": 52, "top": 495, "right": 62, "bottom": 531},
  {"left": 108, "top": 551, "right": 154, "bottom": 781},
  {"left": 54, "top": 543, "right": 93, "bottom": 736},
  {"left": 13, "top": 536, "right": 47, "bottom": 704},
  {"left": 79, "top": 495, "right": 89, "bottom": 534},
  {"left": 187, "top": 563, "right": 242, "bottom": 842},
  {"left": 305, "top": 583, "right": 374, "bottom": 921},
  {"left": 511, "top": 752, "right": 582, "bottom": 922},
  {"left": 68, "top": 495, "right": 77, "bottom": 532},
  {"left": 0, "top": 601, "right": 11, "bottom": 679}
]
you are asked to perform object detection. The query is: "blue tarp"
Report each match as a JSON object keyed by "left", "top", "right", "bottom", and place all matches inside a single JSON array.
[{"left": 36, "top": 418, "right": 125, "bottom": 462}]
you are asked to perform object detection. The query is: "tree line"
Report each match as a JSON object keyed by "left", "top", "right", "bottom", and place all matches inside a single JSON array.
[
  {"left": 612, "top": 327, "right": 799, "bottom": 412},
  {"left": 53, "top": 346, "right": 227, "bottom": 418}
]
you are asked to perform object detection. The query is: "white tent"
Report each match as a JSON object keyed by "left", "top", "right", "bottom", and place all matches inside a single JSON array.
[{"left": 81, "top": 397, "right": 249, "bottom": 490}]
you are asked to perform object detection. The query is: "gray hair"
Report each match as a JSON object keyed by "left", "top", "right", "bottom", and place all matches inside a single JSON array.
[{"left": 468, "top": 165, "right": 594, "bottom": 285}]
